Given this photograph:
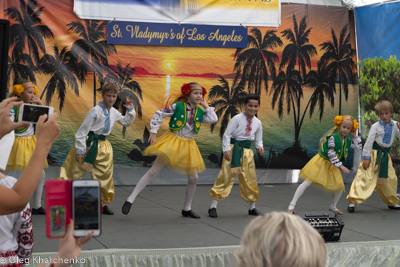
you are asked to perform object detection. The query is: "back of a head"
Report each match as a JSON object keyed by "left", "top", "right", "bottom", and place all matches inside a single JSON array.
[{"left": 235, "top": 212, "right": 327, "bottom": 267}]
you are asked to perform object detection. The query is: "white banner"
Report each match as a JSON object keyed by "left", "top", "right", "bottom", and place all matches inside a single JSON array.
[{"left": 74, "top": 0, "right": 281, "bottom": 27}]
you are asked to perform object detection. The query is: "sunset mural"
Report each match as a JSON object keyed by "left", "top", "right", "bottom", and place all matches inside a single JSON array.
[{"left": 1, "top": 0, "right": 358, "bottom": 170}]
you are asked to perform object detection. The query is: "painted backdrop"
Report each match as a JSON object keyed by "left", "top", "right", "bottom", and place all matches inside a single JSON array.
[{"left": 1, "top": 0, "right": 358, "bottom": 170}]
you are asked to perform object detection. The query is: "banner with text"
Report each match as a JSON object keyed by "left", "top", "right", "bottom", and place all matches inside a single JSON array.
[
  {"left": 107, "top": 21, "right": 247, "bottom": 48},
  {"left": 74, "top": 0, "right": 280, "bottom": 27}
]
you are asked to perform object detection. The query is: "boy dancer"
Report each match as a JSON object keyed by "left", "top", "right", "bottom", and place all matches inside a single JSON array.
[
  {"left": 347, "top": 100, "right": 400, "bottom": 212},
  {"left": 208, "top": 94, "right": 264, "bottom": 218},
  {"left": 59, "top": 83, "right": 135, "bottom": 215}
]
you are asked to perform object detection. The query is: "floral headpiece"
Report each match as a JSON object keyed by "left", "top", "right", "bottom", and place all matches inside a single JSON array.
[
  {"left": 334, "top": 115, "right": 359, "bottom": 132},
  {"left": 181, "top": 83, "right": 207, "bottom": 96},
  {"left": 13, "top": 82, "right": 38, "bottom": 96}
]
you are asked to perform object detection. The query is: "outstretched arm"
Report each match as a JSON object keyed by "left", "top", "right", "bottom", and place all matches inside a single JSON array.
[{"left": 0, "top": 113, "right": 60, "bottom": 214}]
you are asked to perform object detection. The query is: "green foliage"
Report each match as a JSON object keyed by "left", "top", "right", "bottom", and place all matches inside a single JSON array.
[{"left": 359, "top": 56, "right": 400, "bottom": 112}]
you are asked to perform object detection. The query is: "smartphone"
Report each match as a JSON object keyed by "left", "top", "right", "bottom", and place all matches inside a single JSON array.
[
  {"left": 18, "top": 103, "right": 54, "bottom": 124},
  {"left": 72, "top": 180, "right": 101, "bottom": 237}
]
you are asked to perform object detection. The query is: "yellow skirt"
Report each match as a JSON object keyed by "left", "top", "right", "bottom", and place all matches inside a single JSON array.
[
  {"left": 300, "top": 154, "right": 344, "bottom": 191},
  {"left": 6, "top": 135, "right": 48, "bottom": 171},
  {"left": 143, "top": 131, "right": 205, "bottom": 175}
]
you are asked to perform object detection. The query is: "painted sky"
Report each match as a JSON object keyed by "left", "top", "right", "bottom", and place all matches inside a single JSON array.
[{"left": 2, "top": 0, "right": 356, "bottom": 77}]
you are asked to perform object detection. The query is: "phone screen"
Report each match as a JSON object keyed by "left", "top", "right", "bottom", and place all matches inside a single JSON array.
[
  {"left": 73, "top": 186, "right": 100, "bottom": 233},
  {"left": 21, "top": 105, "right": 50, "bottom": 123}
]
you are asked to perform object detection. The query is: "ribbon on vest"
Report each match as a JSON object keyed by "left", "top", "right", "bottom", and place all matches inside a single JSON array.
[
  {"left": 373, "top": 141, "right": 390, "bottom": 180},
  {"left": 230, "top": 138, "right": 252, "bottom": 174},
  {"left": 81, "top": 131, "right": 106, "bottom": 172}
]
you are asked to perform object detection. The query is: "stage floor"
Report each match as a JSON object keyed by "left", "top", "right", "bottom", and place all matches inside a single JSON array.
[{"left": 33, "top": 183, "right": 400, "bottom": 252}]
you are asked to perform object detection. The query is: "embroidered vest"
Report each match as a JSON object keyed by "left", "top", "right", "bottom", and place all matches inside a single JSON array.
[
  {"left": 318, "top": 132, "right": 351, "bottom": 162},
  {"left": 169, "top": 102, "right": 205, "bottom": 134},
  {"left": 13, "top": 106, "right": 29, "bottom": 134}
]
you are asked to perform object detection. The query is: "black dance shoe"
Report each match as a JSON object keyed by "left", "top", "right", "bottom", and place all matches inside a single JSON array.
[
  {"left": 122, "top": 201, "right": 132, "bottom": 215},
  {"left": 248, "top": 208, "right": 263, "bottom": 216},
  {"left": 208, "top": 208, "right": 218, "bottom": 218},
  {"left": 32, "top": 207, "right": 46, "bottom": 215},
  {"left": 102, "top": 205, "right": 114, "bottom": 215},
  {"left": 388, "top": 205, "right": 400, "bottom": 210},
  {"left": 347, "top": 204, "right": 355, "bottom": 213},
  {"left": 182, "top": 209, "right": 201, "bottom": 219}
]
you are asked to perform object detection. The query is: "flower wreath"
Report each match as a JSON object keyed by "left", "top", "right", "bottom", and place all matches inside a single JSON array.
[
  {"left": 13, "top": 83, "right": 38, "bottom": 96},
  {"left": 334, "top": 115, "right": 359, "bottom": 132},
  {"left": 181, "top": 83, "right": 207, "bottom": 96}
]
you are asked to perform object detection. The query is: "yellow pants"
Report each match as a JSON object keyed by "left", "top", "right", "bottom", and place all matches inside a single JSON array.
[
  {"left": 58, "top": 140, "right": 115, "bottom": 204},
  {"left": 209, "top": 146, "right": 259, "bottom": 203},
  {"left": 346, "top": 150, "right": 399, "bottom": 206}
]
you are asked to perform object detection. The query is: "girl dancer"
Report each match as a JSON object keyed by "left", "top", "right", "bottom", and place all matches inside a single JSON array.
[
  {"left": 6, "top": 81, "right": 47, "bottom": 215},
  {"left": 122, "top": 82, "right": 218, "bottom": 218},
  {"left": 287, "top": 115, "right": 362, "bottom": 215}
]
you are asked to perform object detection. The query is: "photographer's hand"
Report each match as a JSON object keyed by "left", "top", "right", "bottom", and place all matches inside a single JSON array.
[
  {"left": 0, "top": 97, "right": 30, "bottom": 139},
  {"left": 52, "top": 219, "right": 93, "bottom": 267}
]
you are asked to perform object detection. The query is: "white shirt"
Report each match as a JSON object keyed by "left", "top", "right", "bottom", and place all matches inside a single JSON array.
[
  {"left": 9, "top": 108, "right": 34, "bottom": 137},
  {"left": 222, "top": 113, "right": 263, "bottom": 152},
  {"left": 362, "top": 120, "right": 400, "bottom": 159},
  {"left": 149, "top": 103, "right": 218, "bottom": 138},
  {"left": 0, "top": 176, "right": 33, "bottom": 264},
  {"left": 75, "top": 103, "right": 136, "bottom": 153}
]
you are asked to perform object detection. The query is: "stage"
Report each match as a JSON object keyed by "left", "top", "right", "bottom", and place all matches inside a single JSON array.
[{"left": 28, "top": 171, "right": 400, "bottom": 267}]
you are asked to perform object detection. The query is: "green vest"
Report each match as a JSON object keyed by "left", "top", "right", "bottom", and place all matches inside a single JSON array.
[
  {"left": 318, "top": 132, "right": 351, "bottom": 162},
  {"left": 13, "top": 106, "right": 29, "bottom": 134},
  {"left": 169, "top": 102, "right": 205, "bottom": 134}
]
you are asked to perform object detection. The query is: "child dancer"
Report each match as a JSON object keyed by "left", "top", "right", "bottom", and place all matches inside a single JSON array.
[
  {"left": 347, "top": 100, "right": 400, "bottom": 212},
  {"left": 287, "top": 115, "right": 362, "bottom": 215},
  {"left": 6, "top": 81, "right": 47, "bottom": 215},
  {"left": 208, "top": 94, "right": 264, "bottom": 218},
  {"left": 0, "top": 173, "right": 33, "bottom": 266},
  {"left": 122, "top": 82, "right": 218, "bottom": 218},
  {"left": 58, "top": 82, "right": 135, "bottom": 215}
]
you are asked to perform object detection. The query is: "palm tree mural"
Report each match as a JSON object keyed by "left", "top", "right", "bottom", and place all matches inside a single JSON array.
[
  {"left": 7, "top": 52, "right": 35, "bottom": 86},
  {"left": 5, "top": 0, "right": 54, "bottom": 67},
  {"left": 302, "top": 60, "right": 336, "bottom": 122},
  {"left": 319, "top": 24, "right": 356, "bottom": 115},
  {"left": 234, "top": 28, "right": 282, "bottom": 96},
  {"left": 208, "top": 74, "right": 247, "bottom": 138},
  {"left": 67, "top": 19, "right": 117, "bottom": 107},
  {"left": 38, "top": 44, "right": 84, "bottom": 112},
  {"left": 97, "top": 62, "right": 143, "bottom": 137},
  {"left": 280, "top": 14, "right": 317, "bottom": 79},
  {"left": 272, "top": 14, "right": 317, "bottom": 148}
]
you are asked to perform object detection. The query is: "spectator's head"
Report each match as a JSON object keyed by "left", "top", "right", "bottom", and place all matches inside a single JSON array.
[{"left": 235, "top": 212, "right": 326, "bottom": 267}]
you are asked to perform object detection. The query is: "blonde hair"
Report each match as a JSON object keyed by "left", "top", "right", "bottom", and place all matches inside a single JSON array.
[
  {"left": 374, "top": 100, "right": 393, "bottom": 114},
  {"left": 101, "top": 82, "right": 119, "bottom": 95},
  {"left": 8, "top": 80, "right": 38, "bottom": 98},
  {"left": 235, "top": 212, "right": 327, "bottom": 267}
]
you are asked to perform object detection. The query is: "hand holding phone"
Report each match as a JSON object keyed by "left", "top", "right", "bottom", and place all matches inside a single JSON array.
[{"left": 18, "top": 103, "right": 54, "bottom": 124}]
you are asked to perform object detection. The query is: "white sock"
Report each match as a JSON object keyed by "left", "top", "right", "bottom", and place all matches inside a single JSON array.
[
  {"left": 126, "top": 157, "right": 165, "bottom": 203},
  {"left": 392, "top": 204, "right": 400, "bottom": 208},
  {"left": 249, "top": 202, "right": 256, "bottom": 210},
  {"left": 210, "top": 200, "right": 218, "bottom": 209},
  {"left": 329, "top": 190, "right": 343, "bottom": 210},
  {"left": 33, "top": 170, "right": 45, "bottom": 209},
  {"left": 348, "top": 203, "right": 355, "bottom": 207},
  {"left": 288, "top": 180, "right": 311, "bottom": 209},
  {"left": 183, "top": 173, "right": 198, "bottom": 211}
]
